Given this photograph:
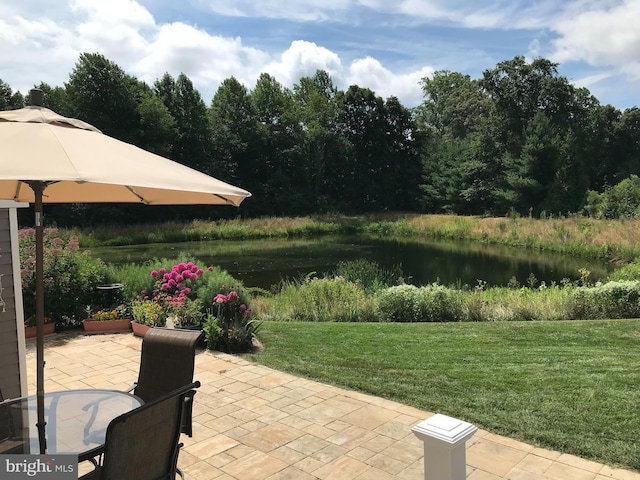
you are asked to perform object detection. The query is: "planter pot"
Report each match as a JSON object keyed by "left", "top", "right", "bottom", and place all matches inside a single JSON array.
[
  {"left": 131, "top": 321, "right": 151, "bottom": 337},
  {"left": 24, "top": 322, "right": 55, "bottom": 340},
  {"left": 82, "top": 318, "right": 132, "bottom": 335}
]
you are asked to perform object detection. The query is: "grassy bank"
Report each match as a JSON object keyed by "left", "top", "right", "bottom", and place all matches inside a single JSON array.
[
  {"left": 245, "top": 320, "right": 640, "bottom": 472},
  {"left": 74, "top": 213, "right": 640, "bottom": 263}
]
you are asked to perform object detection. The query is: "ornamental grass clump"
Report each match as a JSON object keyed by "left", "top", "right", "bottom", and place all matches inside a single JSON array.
[{"left": 269, "top": 275, "right": 379, "bottom": 322}]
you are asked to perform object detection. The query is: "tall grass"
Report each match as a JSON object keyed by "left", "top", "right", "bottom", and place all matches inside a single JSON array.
[
  {"left": 264, "top": 275, "right": 379, "bottom": 322},
  {"left": 254, "top": 260, "right": 640, "bottom": 323}
]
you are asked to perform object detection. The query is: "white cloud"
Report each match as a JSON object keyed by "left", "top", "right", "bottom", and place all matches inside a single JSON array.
[
  {"left": 262, "top": 42, "right": 432, "bottom": 105},
  {"left": 72, "top": 0, "right": 155, "bottom": 60},
  {"left": 550, "top": 0, "right": 640, "bottom": 79},
  {"left": 201, "top": 0, "right": 569, "bottom": 30},
  {"left": 201, "top": 0, "right": 354, "bottom": 22},
  {"left": 263, "top": 40, "right": 344, "bottom": 87},
  {"left": 572, "top": 72, "right": 614, "bottom": 90},
  {"left": 135, "top": 23, "right": 269, "bottom": 96},
  {"left": 347, "top": 56, "right": 432, "bottom": 105},
  {"left": 0, "top": 0, "right": 638, "bottom": 110}
]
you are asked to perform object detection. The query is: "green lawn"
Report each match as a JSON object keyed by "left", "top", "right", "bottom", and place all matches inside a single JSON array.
[{"left": 244, "top": 320, "right": 640, "bottom": 471}]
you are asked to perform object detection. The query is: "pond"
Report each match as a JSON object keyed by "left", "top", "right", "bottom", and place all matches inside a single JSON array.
[{"left": 89, "top": 235, "right": 615, "bottom": 291}]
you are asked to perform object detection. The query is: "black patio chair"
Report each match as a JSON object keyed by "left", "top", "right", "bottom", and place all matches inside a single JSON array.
[
  {"left": 130, "top": 327, "right": 204, "bottom": 437},
  {"left": 80, "top": 381, "right": 200, "bottom": 480},
  {"left": 83, "top": 327, "right": 204, "bottom": 446}
]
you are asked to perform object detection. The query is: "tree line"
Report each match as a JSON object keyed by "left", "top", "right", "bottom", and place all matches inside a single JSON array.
[{"left": 2, "top": 52, "right": 639, "bottom": 226}]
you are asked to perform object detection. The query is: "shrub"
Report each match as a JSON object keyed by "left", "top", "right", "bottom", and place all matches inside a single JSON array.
[
  {"left": 568, "top": 281, "right": 640, "bottom": 319},
  {"left": 115, "top": 256, "right": 244, "bottom": 316},
  {"left": 123, "top": 258, "right": 257, "bottom": 351},
  {"left": 377, "top": 283, "right": 465, "bottom": 322},
  {"left": 19, "top": 228, "right": 113, "bottom": 329},
  {"left": 377, "top": 285, "right": 421, "bottom": 322}
]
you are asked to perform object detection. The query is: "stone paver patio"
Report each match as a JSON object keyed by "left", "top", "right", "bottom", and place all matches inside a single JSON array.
[{"left": 22, "top": 332, "right": 640, "bottom": 480}]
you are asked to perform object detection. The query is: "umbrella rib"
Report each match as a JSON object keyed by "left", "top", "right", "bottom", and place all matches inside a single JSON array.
[
  {"left": 213, "top": 194, "right": 237, "bottom": 205},
  {"left": 125, "top": 186, "right": 238, "bottom": 206},
  {"left": 125, "top": 186, "right": 149, "bottom": 204}
]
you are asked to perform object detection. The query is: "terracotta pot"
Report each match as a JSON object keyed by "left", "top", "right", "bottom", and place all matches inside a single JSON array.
[
  {"left": 82, "top": 318, "right": 132, "bottom": 335},
  {"left": 131, "top": 321, "right": 151, "bottom": 337},
  {"left": 24, "top": 322, "right": 55, "bottom": 339}
]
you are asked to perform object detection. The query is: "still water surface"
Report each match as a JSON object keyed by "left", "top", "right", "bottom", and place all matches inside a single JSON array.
[{"left": 90, "top": 235, "right": 614, "bottom": 290}]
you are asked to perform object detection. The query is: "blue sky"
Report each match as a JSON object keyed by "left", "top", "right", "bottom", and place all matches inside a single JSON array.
[{"left": 1, "top": 0, "right": 638, "bottom": 110}]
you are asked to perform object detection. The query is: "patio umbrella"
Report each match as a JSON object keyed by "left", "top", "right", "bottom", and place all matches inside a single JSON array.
[{"left": 0, "top": 89, "right": 251, "bottom": 454}]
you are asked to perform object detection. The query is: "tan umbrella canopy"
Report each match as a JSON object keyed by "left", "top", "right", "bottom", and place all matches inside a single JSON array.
[{"left": 0, "top": 89, "right": 251, "bottom": 454}]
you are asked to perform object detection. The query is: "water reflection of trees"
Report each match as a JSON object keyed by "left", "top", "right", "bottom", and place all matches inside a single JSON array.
[{"left": 90, "top": 235, "right": 613, "bottom": 290}]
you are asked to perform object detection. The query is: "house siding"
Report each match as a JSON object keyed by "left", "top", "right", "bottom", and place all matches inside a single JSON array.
[{"left": 0, "top": 206, "right": 27, "bottom": 400}]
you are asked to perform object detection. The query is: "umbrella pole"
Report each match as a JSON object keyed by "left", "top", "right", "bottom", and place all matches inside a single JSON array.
[{"left": 31, "top": 181, "right": 47, "bottom": 454}]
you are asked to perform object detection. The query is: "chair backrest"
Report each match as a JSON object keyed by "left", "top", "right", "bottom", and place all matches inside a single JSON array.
[
  {"left": 97, "top": 381, "right": 200, "bottom": 480},
  {"left": 134, "top": 328, "right": 204, "bottom": 403}
]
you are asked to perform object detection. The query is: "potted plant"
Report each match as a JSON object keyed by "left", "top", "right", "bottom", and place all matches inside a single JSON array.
[
  {"left": 130, "top": 297, "right": 167, "bottom": 337},
  {"left": 24, "top": 316, "right": 55, "bottom": 339},
  {"left": 82, "top": 304, "right": 132, "bottom": 335}
]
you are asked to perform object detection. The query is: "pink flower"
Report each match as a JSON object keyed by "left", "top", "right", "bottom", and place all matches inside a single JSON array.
[
  {"left": 168, "top": 279, "right": 176, "bottom": 287},
  {"left": 213, "top": 294, "right": 227, "bottom": 305},
  {"left": 151, "top": 270, "right": 158, "bottom": 278},
  {"left": 161, "top": 283, "right": 170, "bottom": 291},
  {"left": 240, "top": 304, "right": 247, "bottom": 311},
  {"left": 227, "top": 291, "right": 239, "bottom": 301},
  {"left": 177, "top": 283, "right": 184, "bottom": 290},
  {"left": 196, "top": 268, "right": 204, "bottom": 276},
  {"left": 208, "top": 266, "right": 213, "bottom": 271},
  {"left": 158, "top": 268, "right": 166, "bottom": 275}
]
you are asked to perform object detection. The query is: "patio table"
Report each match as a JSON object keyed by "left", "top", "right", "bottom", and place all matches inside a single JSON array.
[{"left": 0, "top": 389, "right": 142, "bottom": 461}]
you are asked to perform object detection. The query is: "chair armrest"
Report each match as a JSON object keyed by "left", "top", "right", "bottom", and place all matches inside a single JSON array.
[{"left": 180, "top": 390, "right": 197, "bottom": 437}]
